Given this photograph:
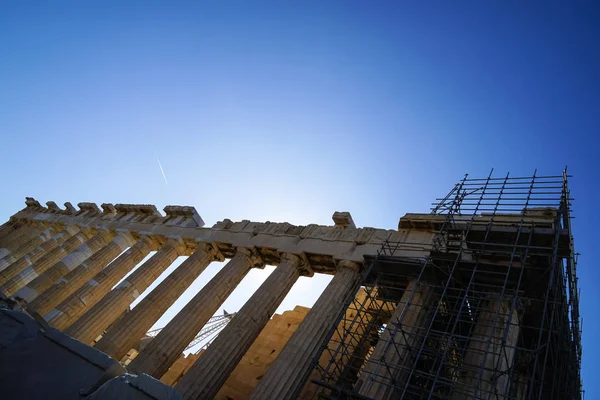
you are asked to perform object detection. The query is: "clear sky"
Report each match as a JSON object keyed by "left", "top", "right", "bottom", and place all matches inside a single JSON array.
[{"left": 1, "top": 1, "right": 599, "bottom": 396}]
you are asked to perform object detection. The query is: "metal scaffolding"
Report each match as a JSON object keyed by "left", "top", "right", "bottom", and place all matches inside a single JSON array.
[{"left": 311, "top": 169, "right": 581, "bottom": 400}]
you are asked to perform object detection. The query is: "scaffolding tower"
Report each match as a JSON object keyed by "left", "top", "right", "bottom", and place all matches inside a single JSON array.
[{"left": 311, "top": 170, "right": 582, "bottom": 400}]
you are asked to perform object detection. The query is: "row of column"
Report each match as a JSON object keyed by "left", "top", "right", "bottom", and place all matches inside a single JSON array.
[
  {"left": 0, "top": 228, "right": 93, "bottom": 295},
  {"left": 0, "top": 221, "right": 361, "bottom": 399},
  {"left": 0, "top": 221, "right": 39, "bottom": 259},
  {"left": 130, "top": 252, "right": 364, "bottom": 400},
  {"left": 0, "top": 220, "right": 520, "bottom": 400},
  {"left": 0, "top": 220, "right": 366, "bottom": 399}
]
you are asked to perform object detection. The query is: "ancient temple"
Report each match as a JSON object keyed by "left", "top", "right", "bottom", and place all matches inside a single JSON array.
[{"left": 0, "top": 171, "right": 582, "bottom": 399}]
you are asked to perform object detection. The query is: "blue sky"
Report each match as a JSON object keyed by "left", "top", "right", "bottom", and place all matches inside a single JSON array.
[{"left": 1, "top": 1, "right": 599, "bottom": 396}]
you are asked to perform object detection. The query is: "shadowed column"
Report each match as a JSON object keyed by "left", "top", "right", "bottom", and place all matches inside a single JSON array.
[
  {"left": 0, "top": 226, "right": 57, "bottom": 271},
  {"left": 44, "top": 236, "right": 157, "bottom": 331},
  {"left": 0, "top": 226, "right": 80, "bottom": 285},
  {"left": 13, "top": 229, "right": 115, "bottom": 303},
  {"left": 27, "top": 232, "right": 137, "bottom": 316},
  {"left": 357, "top": 280, "right": 436, "bottom": 400},
  {"left": 65, "top": 239, "right": 184, "bottom": 345},
  {"left": 128, "top": 247, "right": 262, "bottom": 379},
  {"left": 0, "top": 231, "right": 92, "bottom": 296},
  {"left": 249, "top": 260, "right": 362, "bottom": 400},
  {"left": 451, "top": 300, "right": 519, "bottom": 400},
  {"left": 0, "top": 220, "right": 22, "bottom": 242},
  {"left": 94, "top": 242, "right": 224, "bottom": 360},
  {"left": 175, "top": 252, "right": 311, "bottom": 400},
  {"left": 0, "top": 223, "right": 40, "bottom": 259},
  {"left": 0, "top": 222, "right": 31, "bottom": 248}
]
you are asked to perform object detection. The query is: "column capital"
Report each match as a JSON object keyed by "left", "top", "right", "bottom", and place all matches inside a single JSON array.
[
  {"left": 95, "top": 227, "right": 115, "bottom": 241},
  {"left": 235, "top": 247, "right": 265, "bottom": 269},
  {"left": 64, "top": 225, "right": 81, "bottom": 236},
  {"left": 138, "top": 234, "right": 160, "bottom": 251},
  {"left": 165, "top": 237, "right": 187, "bottom": 255},
  {"left": 281, "top": 252, "right": 313, "bottom": 277},
  {"left": 18, "top": 219, "right": 35, "bottom": 227},
  {"left": 194, "top": 242, "right": 225, "bottom": 262},
  {"left": 77, "top": 226, "right": 95, "bottom": 237},
  {"left": 336, "top": 259, "right": 362, "bottom": 273}
]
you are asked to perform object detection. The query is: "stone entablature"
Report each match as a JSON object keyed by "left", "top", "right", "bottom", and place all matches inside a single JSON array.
[{"left": 10, "top": 198, "right": 434, "bottom": 275}]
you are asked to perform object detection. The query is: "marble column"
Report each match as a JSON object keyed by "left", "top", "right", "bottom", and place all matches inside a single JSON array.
[
  {"left": 13, "top": 229, "right": 115, "bottom": 303},
  {"left": 175, "top": 252, "right": 310, "bottom": 400},
  {"left": 357, "top": 280, "right": 435, "bottom": 400},
  {"left": 0, "top": 222, "right": 30, "bottom": 246},
  {"left": 328, "top": 288, "right": 389, "bottom": 386},
  {"left": 0, "top": 223, "right": 39, "bottom": 259},
  {"left": 65, "top": 239, "right": 183, "bottom": 345},
  {"left": 44, "top": 236, "right": 157, "bottom": 331},
  {"left": 94, "top": 242, "right": 223, "bottom": 360},
  {"left": 0, "top": 231, "right": 92, "bottom": 296},
  {"left": 128, "top": 248, "right": 261, "bottom": 379},
  {"left": 0, "top": 226, "right": 57, "bottom": 271},
  {"left": 250, "top": 260, "right": 361, "bottom": 400},
  {"left": 0, "top": 220, "right": 22, "bottom": 242},
  {"left": 27, "top": 232, "right": 137, "bottom": 316},
  {"left": 0, "top": 226, "right": 79, "bottom": 285},
  {"left": 451, "top": 300, "right": 519, "bottom": 400}
]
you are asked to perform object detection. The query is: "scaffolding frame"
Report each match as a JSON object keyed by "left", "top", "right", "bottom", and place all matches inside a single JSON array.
[{"left": 310, "top": 169, "right": 581, "bottom": 400}]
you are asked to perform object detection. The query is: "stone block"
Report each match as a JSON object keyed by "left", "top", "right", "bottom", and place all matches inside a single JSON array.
[
  {"left": 87, "top": 373, "right": 183, "bottom": 400},
  {"left": 64, "top": 202, "right": 77, "bottom": 215},
  {"left": 101, "top": 203, "right": 117, "bottom": 216},
  {"left": 25, "top": 197, "right": 42, "bottom": 209},
  {"left": 46, "top": 201, "right": 63, "bottom": 213},
  {"left": 164, "top": 206, "right": 204, "bottom": 228},
  {"left": 0, "top": 309, "right": 125, "bottom": 400},
  {"left": 78, "top": 202, "right": 102, "bottom": 216}
]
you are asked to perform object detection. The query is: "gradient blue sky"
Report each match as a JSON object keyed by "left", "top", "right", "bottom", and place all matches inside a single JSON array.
[{"left": 1, "top": 1, "right": 599, "bottom": 396}]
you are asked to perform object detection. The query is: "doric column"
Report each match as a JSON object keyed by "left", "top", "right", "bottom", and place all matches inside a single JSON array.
[
  {"left": 0, "top": 220, "right": 22, "bottom": 242},
  {"left": 249, "top": 260, "right": 362, "bottom": 400},
  {"left": 0, "top": 226, "right": 79, "bottom": 285},
  {"left": 26, "top": 232, "right": 137, "bottom": 316},
  {"left": 128, "top": 248, "right": 262, "bottom": 379},
  {"left": 175, "top": 252, "right": 311, "bottom": 400},
  {"left": 331, "top": 291, "right": 388, "bottom": 389},
  {"left": 65, "top": 239, "right": 183, "bottom": 345},
  {"left": 13, "top": 229, "right": 115, "bottom": 303},
  {"left": 0, "top": 226, "right": 57, "bottom": 271},
  {"left": 357, "top": 280, "right": 435, "bottom": 400},
  {"left": 0, "top": 222, "right": 30, "bottom": 247},
  {"left": 451, "top": 300, "right": 519, "bottom": 400},
  {"left": 44, "top": 236, "right": 157, "bottom": 331},
  {"left": 0, "top": 231, "right": 92, "bottom": 296},
  {"left": 94, "top": 242, "right": 223, "bottom": 360},
  {"left": 0, "top": 223, "right": 39, "bottom": 259}
]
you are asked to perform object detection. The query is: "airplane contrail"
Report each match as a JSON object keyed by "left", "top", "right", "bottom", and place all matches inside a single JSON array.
[{"left": 157, "top": 158, "right": 168, "bottom": 184}]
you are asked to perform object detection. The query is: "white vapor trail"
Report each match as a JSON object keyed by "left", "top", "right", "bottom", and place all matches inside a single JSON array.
[{"left": 157, "top": 158, "right": 168, "bottom": 184}]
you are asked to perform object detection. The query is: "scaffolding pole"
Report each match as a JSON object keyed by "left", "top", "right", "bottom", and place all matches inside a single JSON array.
[{"left": 310, "top": 170, "right": 581, "bottom": 400}]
